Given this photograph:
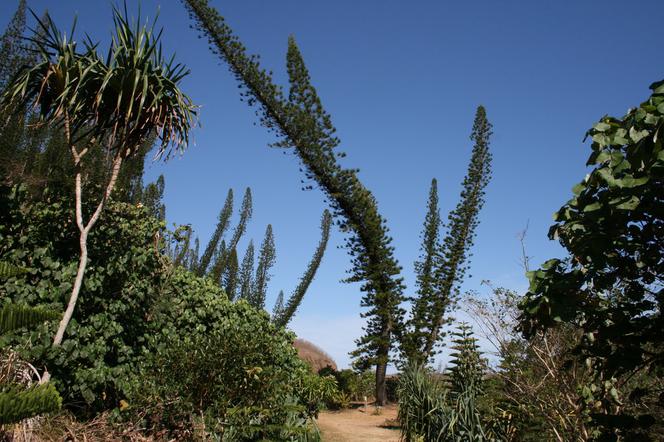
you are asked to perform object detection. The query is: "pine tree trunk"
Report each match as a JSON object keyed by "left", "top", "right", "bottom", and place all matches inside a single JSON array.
[{"left": 375, "top": 360, "right": 388, "bottom": 405}]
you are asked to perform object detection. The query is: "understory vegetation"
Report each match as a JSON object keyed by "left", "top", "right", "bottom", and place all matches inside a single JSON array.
[{"left": 0, "top": 0, "right": 661, "bottom": 441}]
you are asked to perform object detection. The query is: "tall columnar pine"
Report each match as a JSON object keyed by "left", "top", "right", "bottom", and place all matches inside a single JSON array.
[
  {"left": 142, "top": 174, "right": 166, "bottom": 221},
  {"left": 402, "top": 178, "right": 441, "bottom": 364},
  {"left": 238, "top": 240, "right": 255, "bottom": 301},
  {"left": 0, "top": 0, "right": 30, "bottom": 181},
  {"left": 177, "top": 186, "right": 327, "bottom": 317},
  {"left": 250, "top": 224, "right": 276, "bottom": 309},
  {"left": 0, "top": 0, "right": 27, "bottom": 93},
  {"left": 174, "top": 225, "right": 193, "bottom": 267},
  {"left": 183, "top": 0, "right": 405, "bottom": 405},
  {"left": 0, "top": 7, "right": 196, "bottom": 377},
  {"left": 189, "top": 237, "right": 200, "bottom": 272},
  {"left": 207, "top": 187, "right": 252, "bottom": 281},
  {"left": 273, "top": 209, "right": 332, "bottom": 327},
  {"left": 519, "top": 79, "right": 664, "bottom": 438},
  {"left": 272, "top": 289, "right": 285, "bottom": 320},
  {"left": 404, "top": 107, "right": 493, "bottom": 365},
  {"left": 197, "top": 188, "right": 234, "bottom": 276},
  {"left": 223, "top": 247, "right": 239, "bottom": 300}
]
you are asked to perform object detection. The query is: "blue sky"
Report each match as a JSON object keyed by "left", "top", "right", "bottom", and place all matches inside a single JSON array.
[{"left": 3, "top": 0, "right": 663, "bottom": 368}]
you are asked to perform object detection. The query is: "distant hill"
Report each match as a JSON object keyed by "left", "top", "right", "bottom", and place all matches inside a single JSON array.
[{"left": 294, "top": 338, "right": 337, "bottom": 373}]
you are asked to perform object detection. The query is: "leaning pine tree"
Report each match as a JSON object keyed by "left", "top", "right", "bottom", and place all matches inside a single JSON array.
[
  {"left": 0, "top": 7, "right": 196, "bottom": 381},
  {"left": 182, "top": 0, "right": 405, "bottom": 405}
]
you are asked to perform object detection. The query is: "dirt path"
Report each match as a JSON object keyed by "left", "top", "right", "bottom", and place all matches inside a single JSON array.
[{"left": 317, "top": 405, "right": 400, "bottom": 442}]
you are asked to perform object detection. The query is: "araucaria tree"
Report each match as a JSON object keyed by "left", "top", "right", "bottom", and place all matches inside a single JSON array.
[
  {"left": 447, "top": 323, "right": 485, "bottom": 400},
  {"left": 273, "top": 209, "right": 332, "bottom": 327},
  {"left": 183, "top": 0, "right": 405, "bottom": 404},
  {"left": 1, "top": 7, "right": 196, "bottom": 378},
  {"left": 250, "top": 224, "right": 276, "bottom": 309},
  {"left": 403, "top": 106, "right": 493, "bottom": 364},
  {"left": 402, "top": 178, "right": 442, "bottom": 364}
]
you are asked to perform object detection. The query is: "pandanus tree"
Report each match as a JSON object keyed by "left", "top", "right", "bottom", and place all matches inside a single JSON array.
[{"left": 0, "top": 7, "right": 196, "bottom": 378}]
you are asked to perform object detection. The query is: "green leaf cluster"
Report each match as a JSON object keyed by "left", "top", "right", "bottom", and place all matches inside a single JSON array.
[{"left": 519, "top": 79, "right": 664, "bottom": 438}]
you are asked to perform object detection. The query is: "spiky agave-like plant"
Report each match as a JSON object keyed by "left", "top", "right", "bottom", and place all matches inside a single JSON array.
[{"left": 0, "top": 6, "right": 196, "bottom": 370}]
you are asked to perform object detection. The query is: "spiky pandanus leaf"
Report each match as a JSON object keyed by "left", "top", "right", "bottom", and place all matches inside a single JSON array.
[
  {"left": 397, "top": 364, "right": 451, "bottom": 442},
  {"left": 0, "top": 383, "right": 61, "bottom": 425}
]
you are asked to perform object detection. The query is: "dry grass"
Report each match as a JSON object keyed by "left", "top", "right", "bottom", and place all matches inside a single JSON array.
[
  {"left": 23, "top": 412, "right": 152, "bottom": 442},
  {"left": 293, "top": 339, "right": 337, "bottom": 373}
]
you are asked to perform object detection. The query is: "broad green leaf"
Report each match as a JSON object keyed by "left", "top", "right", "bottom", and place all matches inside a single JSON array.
[
  {"left": 572, "top": 182, "right": 586, "bottom": 195},
  {"left": 583, "top": 202, "right": 602, "bottom": 212},
  {"left": 594, "top": 122, "right": 611, "bottom": 132},
  {"left": 613, "top": 196, "right": 640, "bottom": 210},
  {"left": 629, "top": 127, "right": 649, "bottom": 143}
]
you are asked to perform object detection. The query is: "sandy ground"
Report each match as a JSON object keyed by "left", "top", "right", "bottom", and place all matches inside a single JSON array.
[{"left": 317, "top": 404, "right": 400, "bottom": 442}]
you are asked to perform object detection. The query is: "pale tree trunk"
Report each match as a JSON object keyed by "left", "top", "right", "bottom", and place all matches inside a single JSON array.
[
  {"left": 42, "top": 122, "right": 124, "bottom": 383},
  {"left": 52, "top": 154, "right": 123, "bottom": 346}
]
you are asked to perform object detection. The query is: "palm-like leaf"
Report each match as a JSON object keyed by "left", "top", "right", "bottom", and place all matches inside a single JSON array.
[{"left": 1, "top": 6, "right": 196, "bottom": 158}]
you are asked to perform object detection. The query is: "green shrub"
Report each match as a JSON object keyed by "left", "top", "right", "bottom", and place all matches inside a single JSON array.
[
  {"left": 128, "top": 268, "right": 325, "bottom": 439},
  {"left": 397, "top": 364, "right": 502, "bottom": 441},
  {"left": 0, "top": 259, "right": 62, "bottom": 425},
  {"left": 0, "top": 187, "right": 164, "bottom": 412},
  {"left": 0, "top": 187, "right": 329, "bottom": 438},
  {"left": 323, "top": 368, "right": 375, "bottom": 402}
]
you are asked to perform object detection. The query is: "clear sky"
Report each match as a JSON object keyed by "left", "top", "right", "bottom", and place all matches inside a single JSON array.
[{"left": 3, "top": 0, "right": 663, "bottom": 369}]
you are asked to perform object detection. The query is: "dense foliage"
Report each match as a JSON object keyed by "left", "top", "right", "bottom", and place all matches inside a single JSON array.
[
  {"left": 0, "top": 187, "right": 165, "bottom": 411},
  {"left": 132, "top": 268, "right": 324, "bottom": 440},
  {"left": 519, "top": 80, "right": 664, "bottom": 439},
  {"left": 0, "top": 260, "right": 61, "bottom": 425},
  {"left": 0, "top": 184, "right": 328, "bottom": 439}
]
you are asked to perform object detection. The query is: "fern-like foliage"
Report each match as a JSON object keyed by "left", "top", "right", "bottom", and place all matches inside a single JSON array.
[
  {"left": 0, "top": 304, "right": 60, "bottom": 334},
  {"left": 0, "top": 261, "right": 25, "bottom": 279},
  {"left": 0, "top": 383, "right": 62, "bottom": 425}
]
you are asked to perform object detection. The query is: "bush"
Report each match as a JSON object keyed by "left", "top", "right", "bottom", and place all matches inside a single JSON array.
[
  {"left": 0, "top": 187, "right": 326, "bottom": 439},
  {"left": 321, "top": 368, "right": 375, "bottom": 402},
  {"left": 0, "top": 186, "right": 164, "bottom": 413},
  {"left": 131, "top": 268, "right": 323, "bottom": 439},
  {"left": 397, "top": 365, "right": 503, "bottom": 441}
]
